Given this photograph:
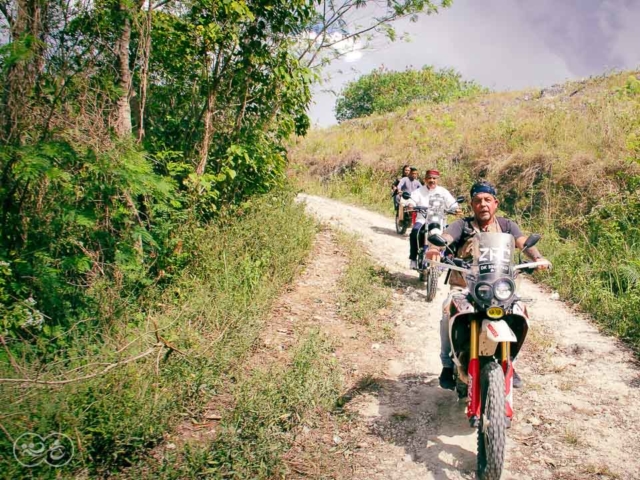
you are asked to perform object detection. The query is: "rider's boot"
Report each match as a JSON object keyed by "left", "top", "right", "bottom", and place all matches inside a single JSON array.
[{"left": 439, "top": 367, "right": 456, "bottom": 390}]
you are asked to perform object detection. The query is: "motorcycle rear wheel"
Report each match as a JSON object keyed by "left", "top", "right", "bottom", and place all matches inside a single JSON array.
[
  {"left": 425, "top": 267, "right": 438, "bottom": 302},
  {"left": 477, "top": 362, "right": 507, "bottom": 480}
]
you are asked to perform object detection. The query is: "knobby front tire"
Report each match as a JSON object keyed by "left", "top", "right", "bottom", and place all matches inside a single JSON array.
[
  {"left": 425, "top": 267, "right": 438, "bottom": 302},
  {"left": 477, "top": 362, "right": 507, "bottom": 480}
]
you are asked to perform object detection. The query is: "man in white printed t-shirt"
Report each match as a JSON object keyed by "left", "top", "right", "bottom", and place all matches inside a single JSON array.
[{"left": 407, "top": 169, "right": 461, "bottom": 269}]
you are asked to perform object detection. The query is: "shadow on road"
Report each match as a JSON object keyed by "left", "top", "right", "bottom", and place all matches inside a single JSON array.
[
  {"left": 382, "top": 270, "right": 422, "bottom": 287},
  {"left": 370, "top": 225, "right": 408, "bottom": 238},
  {"left": 339, "top": 374, "right": 477, "bottom": 479}
]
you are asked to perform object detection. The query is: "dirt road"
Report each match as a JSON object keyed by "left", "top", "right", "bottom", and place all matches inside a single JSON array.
[{"left": 298, "top": 194, "right": 640, "bottom": 480}]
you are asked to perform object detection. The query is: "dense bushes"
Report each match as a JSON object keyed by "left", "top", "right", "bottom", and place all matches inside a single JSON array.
[
  {"left": 0, "top": 189, "right": 317, "bottom": 477},
  {"left": 335, "top": 65, "right": 486, "bottom": 122}
]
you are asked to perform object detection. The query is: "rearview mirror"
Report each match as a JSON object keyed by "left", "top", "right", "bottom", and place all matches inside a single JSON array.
[
  {"left": 523, "top": 234, "right": 542, "bottom": 250},
  {"left": 402, "top": 191, "right": 411, "bottom": 200},
  {"left": 456, "top": 195, "right": 466, "bottom": 204},
  {"left": 428, "top": 234, "right": 448, "bottom": 247}
]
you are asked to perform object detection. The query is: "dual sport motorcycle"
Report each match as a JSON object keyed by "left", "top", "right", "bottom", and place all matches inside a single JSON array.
[{"left": 426, "top": 231, "right": 551, "bottom": 480}]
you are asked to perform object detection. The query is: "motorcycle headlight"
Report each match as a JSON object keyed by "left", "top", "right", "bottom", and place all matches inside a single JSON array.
[
  {"left": 494, "top": 279, "right": 515, "bottom": 301},
  {"left": 475, "top": 283, "right": 493, "bottom": 302}
]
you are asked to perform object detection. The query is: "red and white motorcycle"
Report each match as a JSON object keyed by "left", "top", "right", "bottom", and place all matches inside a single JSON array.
[{"left": 427, "top": 231, "right": 550, "bottom": 480}]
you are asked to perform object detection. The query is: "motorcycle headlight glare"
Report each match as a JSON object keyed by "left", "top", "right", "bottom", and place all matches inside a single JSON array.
[
  {"left": 475, "top": 283, "right": 493, "bottom": 302},
  {"left": 494, "top": 279, "right": 514, "bottom": 301}
]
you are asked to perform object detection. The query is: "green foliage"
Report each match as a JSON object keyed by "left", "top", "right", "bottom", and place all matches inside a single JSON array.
[
  {"left": 0, "top": 139, "right": 177, "bottom": 339},
  {"left": 0, "top": 188, "right": 317, "bottom": 477},
  {"left": 335, "top": 65, "right": 487, "bottom": 122},
  {"left": 144, "top": 3, "right": 315, "bottom": 213},
  {"left": 0, "top": 0, "right": 322, "bottom": 345}
]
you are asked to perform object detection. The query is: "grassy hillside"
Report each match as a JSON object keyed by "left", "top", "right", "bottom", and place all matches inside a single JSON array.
[{"left": 289, "top": 71, "right": 640, "bottom": 351}]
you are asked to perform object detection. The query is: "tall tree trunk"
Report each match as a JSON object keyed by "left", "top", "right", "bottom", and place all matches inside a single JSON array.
[
  {"left": 1, "top": 0, "right": 45, "bottom": 244},
  {"left": 195, "top": 46, "right": 226, "bottom": 176},
  {"left": 196, "top": 90, "right": 215, "bottom": 175},
  {"left": 3, "top": 0, "right": 45, "bottom": 144},
  {"left": 136, "top": 0, "right": 152, "bottom": 143},
  {"left": 114, "top": 1, "right": 133, "bottom": 137}
]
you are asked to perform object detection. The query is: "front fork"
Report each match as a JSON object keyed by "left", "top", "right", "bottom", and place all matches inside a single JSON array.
[
  {"left": 502, "top": 342, "right": 514, "bottom": 419},
  {"left": 467, "top": 319, "right": 480, "bottom": 425},
  {"left": 467, "top": 320, "right": 514, "bottom": 426}
]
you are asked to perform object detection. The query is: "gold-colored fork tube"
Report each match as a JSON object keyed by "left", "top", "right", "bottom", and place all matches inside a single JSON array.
[
  {"left": 501, "top": 341, "right": 511, "bottom": 363},
  {"left": 470, "top": 318, "right": 479, "bottom": 359}
]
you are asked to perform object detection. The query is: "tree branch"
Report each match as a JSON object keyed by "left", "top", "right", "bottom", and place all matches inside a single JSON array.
[
  {"left": 0, "top": 346, "right": 161, "bottom": 385},
  {"left": 0, "top": 0, "right": 13, "bottom": 28}
]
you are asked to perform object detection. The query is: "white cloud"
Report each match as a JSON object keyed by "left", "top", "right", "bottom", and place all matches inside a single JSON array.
[{"left": 308, "top": 0, "right": 640, "bottom": 127}]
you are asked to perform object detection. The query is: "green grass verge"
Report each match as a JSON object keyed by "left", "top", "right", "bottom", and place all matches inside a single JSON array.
[
  {"left": 125, "top": 330, "right": 341, "bottom": 479},
  {"left": 301, "top": 165, "right": 395, "bottom": 217},
  {"left": 334, "top": 231, "right": 393, "bottom": 340},
  {"left": 0, "top": 189, "right": 317, "bottom": 478}
]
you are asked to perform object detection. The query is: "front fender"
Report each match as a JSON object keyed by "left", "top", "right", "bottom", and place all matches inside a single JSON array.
[{"left": 479, "top": 319, "right": 517, "bottom": 356}]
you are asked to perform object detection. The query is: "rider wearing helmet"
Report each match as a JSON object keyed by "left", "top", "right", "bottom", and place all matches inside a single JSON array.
[
  {"left": 426, "top": 180, "right": 548, "bottom": 390},
  {"left": 407, "top": 169, "right": 461, "bottom": 269}
]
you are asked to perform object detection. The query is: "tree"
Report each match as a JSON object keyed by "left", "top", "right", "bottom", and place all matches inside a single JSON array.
[
  {"left": 296, "top": 0, "right": 453, "bottom": 69},
  {"left": 334, "top": 65, "right": 487, "bottom": 121}
]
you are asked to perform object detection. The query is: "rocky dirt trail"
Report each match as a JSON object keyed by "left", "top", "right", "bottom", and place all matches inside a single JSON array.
[{"left": 297, "top": 194, "right": 640, "bottom": 480}]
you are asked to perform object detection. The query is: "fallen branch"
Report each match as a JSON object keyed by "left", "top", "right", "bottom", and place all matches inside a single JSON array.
[{"left": 0, "top": 345, "right": 160, "bottom": 385}]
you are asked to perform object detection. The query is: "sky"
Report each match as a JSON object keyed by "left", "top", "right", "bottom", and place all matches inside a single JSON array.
[{"left": 308, "top": 0, "right": 640, "bottom": 127}]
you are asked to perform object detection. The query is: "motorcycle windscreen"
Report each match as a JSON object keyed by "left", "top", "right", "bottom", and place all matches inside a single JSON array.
[{"left": 471, "top": 232, "right": 515, "bottom": 280}]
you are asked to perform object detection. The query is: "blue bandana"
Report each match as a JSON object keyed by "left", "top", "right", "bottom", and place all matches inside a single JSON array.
[{"left": 470, "top": 183, "right": 497, "bottom": 198}]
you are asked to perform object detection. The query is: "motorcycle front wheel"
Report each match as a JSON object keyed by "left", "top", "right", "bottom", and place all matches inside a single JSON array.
[
  {"left": 477, "top": 362, "right": 507, "bottom": 480},
  {"left": 425, "top": 266, "right": 438, "bottom": 302},
  {"left": 395, "top": 214, "right": 407, "bottom": 234}
]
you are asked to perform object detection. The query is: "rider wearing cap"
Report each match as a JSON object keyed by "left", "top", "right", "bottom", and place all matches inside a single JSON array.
[
  {"left": 407, "top": 169, "right": 461, "bottom": 269},
  {"left": 426, "top": 180, "right": 548, "bottom": 390}
]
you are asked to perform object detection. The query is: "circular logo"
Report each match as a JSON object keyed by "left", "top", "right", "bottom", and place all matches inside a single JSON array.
[{"left": 13, "top": 432, "right": 74, "bottom": 468}]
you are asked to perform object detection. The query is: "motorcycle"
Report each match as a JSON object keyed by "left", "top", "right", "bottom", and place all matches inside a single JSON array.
[
  {"left": 394, "top": 194, "right": 416, "bottom": 235},
  {"left": 411, "top": 193, "right": 465, "bottom": 302},
  {"left": 426, "top": 231, "right": 551, "bottom": 480}
]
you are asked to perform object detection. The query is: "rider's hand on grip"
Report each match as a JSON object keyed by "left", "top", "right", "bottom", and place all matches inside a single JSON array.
[{"left": 426, "top": 249, "right": 440, "bottom": 261}]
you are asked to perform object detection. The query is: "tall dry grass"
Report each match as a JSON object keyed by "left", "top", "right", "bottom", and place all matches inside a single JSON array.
[{"left": 289, "top": 71, "right": 640, "bottom": 351}]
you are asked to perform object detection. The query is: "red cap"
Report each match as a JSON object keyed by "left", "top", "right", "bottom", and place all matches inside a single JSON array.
[{"left": 426, "top": 169, "right": 440, "bottom": 178}]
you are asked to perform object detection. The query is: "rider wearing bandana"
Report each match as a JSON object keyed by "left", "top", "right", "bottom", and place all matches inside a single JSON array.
[{"left": 426, "top": 180, "right": 548, "bottom": 390}]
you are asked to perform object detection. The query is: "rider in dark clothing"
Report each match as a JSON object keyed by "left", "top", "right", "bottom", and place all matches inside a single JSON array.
[{"left": 426, "top": 180, "right": 549, "bottom": 390}]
